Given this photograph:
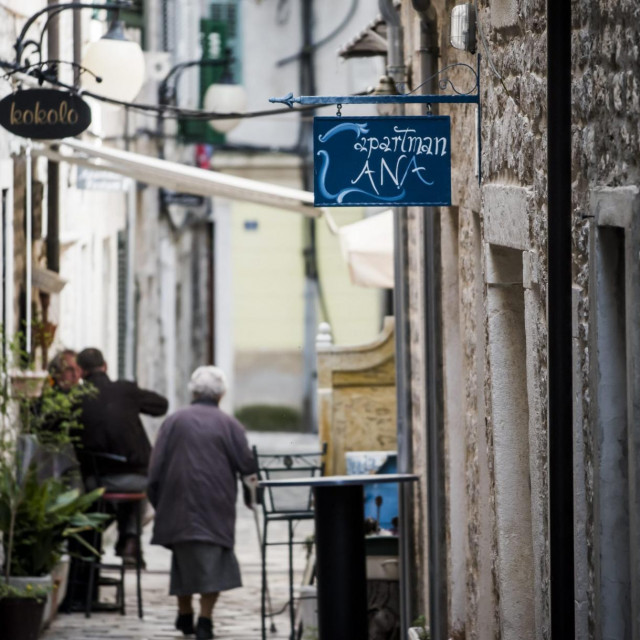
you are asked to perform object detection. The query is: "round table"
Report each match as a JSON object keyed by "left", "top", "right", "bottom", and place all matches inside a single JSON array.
[{"left": 260, "top": 473, "right": 418, "bottom": 640}]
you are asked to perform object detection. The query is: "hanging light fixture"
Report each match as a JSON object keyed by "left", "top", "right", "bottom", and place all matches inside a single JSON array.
[
  {"left": 202, "top": 52, "right": 247, "bottom": 134},
  {"left": 203, "top": 82, "right": 247, "bottom": 134},
  {"left": 82, "top": 19, "right": 145, "bottom": 102}
]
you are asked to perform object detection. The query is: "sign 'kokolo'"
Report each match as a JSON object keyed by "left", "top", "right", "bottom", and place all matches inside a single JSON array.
[
  {"left": 0, "top": 89, "right": 92, "bottom": 139},
  {"left": 314, "top": 115, "right": 452, "bottom": 207}
]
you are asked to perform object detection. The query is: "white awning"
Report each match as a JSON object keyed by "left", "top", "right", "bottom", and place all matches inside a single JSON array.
[
  {"left": 334, "top": 210, "right": 394, "bottom": 289},
  {"left": 34, "top": 138, "right": 320, "bottom": 217}
]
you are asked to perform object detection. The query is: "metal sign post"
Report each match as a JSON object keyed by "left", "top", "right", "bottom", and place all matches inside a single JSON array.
[{"left": 270, "top": 58, "right": 482, "bottom": 191}]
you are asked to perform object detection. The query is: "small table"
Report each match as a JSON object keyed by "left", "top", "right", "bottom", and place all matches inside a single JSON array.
[{"left": 260, "top": 473, "right": 418, "bottom": 640}]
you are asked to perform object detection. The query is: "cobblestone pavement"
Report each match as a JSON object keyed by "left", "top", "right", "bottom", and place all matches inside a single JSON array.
[{"left": 43, "top": 432, "right": 319, "bottom": 640}]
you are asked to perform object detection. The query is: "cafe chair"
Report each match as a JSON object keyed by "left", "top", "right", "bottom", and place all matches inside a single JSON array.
[
  {"left": 81, "top": 451, "right": 145, "bottom": 619},
  {"left": 252, "top": 443, "right": 327, "bottom": 640}
]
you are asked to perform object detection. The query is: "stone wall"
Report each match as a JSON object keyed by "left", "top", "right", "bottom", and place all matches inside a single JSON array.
[
  {"left": 572, "top": 3, "right": 640, "bottom": 637},
  {"left": 401, "top": 1, "right": 640, "bottom": 639},
  {"left": 316, "top": 318, "right": 397, "bottom": 477}
]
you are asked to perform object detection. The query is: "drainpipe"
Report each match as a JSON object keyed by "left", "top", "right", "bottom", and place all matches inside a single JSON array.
[
  {"left": 410, "top": 3, "right": 447, "bottom": 639},
  {"left": 45, "top": 0, "right": 60, "bottom": 363},
  {"left": 25, "top": 142, "right": 32, "bottom": 356},
  {"left": 46, "top": 0, "right": 60, "bottom": 275},
  {"left": 547, "top": 2, "right": 574, "bottom": 637},
  {"left": 379, "top": 1, "right": 414, "bottom": 637},
  {"left": 125, "top": 180, "right": 136, "bottom": 380},
  {"left": 300, "top": 0, "right": 319, "bottom": 433},
  {"left": 73, "top": 8, "right": 82, "bottom": 87}
]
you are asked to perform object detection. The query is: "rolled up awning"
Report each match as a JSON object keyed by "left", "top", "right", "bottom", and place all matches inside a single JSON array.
[
  {"left": 34, "top": 138, "right": 319, "bottom": 217},
  {"left": 336, "top": 210, "right": 394, "bottom": 289}
]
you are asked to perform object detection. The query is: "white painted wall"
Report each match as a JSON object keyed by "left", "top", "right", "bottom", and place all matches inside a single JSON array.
[{"left": 228, "top": 0, "right": 383, "bottom": 148}]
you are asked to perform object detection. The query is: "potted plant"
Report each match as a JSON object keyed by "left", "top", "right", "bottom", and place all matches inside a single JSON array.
[
  {"left": 0, "top": 331, "right": 107, "bottom": 637},
  {"left": 408, "top": 616, "right": 430, "bottom": 640}
]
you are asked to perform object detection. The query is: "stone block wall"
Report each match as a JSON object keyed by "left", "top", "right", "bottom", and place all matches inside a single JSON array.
[
  {"left": 401, "top": 1, "right": 640, "bottom": 639},
  {"left": 316, "top": 318, "right": 397, "bottom": 477}
]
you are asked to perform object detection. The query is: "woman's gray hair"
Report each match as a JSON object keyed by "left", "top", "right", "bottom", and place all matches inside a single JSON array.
[{"left": 188, "top": 366, "right": 228, "bottom": 400}]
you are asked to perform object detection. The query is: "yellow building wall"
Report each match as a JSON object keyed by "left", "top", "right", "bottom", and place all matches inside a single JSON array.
[
  {"left": 232, "top": 203, "right": 383, "bottom": 350},
  {"left": 232, "top": 202, "right": 305, "bottom": 350}
]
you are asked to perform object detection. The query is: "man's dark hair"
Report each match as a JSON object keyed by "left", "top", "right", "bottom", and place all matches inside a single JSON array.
[
  {"left": 77, "top": 347, "right": 106, "bottom": 373},
  {"left": 48, "top": 349, "right": 77, "bottom": 377}
]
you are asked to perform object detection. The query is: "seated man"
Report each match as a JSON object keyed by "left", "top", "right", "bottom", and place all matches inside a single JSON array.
[{"left": 75, "top": 347, "right": 169, "bottom": 564}]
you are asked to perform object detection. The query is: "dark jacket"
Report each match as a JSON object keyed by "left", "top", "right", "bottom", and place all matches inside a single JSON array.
[
  {"left": 77, "top": 371, "right": 168, "bottom": 478},
  {"left": 147, "top": 400, "right": 257, "bottom": 549}
]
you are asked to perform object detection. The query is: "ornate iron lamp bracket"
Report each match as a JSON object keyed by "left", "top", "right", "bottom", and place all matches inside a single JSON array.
[{"left": 13, "top": 1, "right": 133, "bottom": 81}]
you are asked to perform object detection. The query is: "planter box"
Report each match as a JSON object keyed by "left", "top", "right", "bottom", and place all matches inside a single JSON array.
[
  {"left": 45, "top": 556, "right": 70, "bottom": 628},
  {"left": 9, "top": 574, "right": 53, "bottom": 631},
  {"left": 10, "top": 370, "right": 48, "bottom": 398},
  {"left": 0, "top": 596, "right": 46, "bottom": 640}
]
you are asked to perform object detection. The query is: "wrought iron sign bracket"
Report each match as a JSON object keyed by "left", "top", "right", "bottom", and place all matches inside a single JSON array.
[{"left": 270, "top": 58, "right": 482, "bottom": 185}]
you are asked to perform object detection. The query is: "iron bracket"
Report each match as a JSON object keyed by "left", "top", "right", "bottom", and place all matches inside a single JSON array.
[{"left": 270, "top": 58, "right": 482, "bottom": 184}]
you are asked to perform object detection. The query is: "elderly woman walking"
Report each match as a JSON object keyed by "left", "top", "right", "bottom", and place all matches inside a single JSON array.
[{"left": 147, "top": 366, "right": 258, "bottom": 639}]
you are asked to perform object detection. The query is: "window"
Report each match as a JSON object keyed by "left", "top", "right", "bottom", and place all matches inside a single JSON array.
[{"left": 178, "top": 1, "right": 242, "bottom": 144}]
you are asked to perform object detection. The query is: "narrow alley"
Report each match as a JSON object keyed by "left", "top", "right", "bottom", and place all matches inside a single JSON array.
[{"left": 42, "top": 432, "right": 318, "bottom": 640}]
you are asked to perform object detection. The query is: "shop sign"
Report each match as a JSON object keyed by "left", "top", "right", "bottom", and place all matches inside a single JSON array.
[
  {"left": 0, "top": 89, "right": 91, "bottom": 139},
  {"left": 314, "top": 116, "right": 451, "bottom": 207}
]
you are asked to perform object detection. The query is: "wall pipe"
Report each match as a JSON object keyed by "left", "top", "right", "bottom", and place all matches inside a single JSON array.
[
  {"left": 125, "top": 180, "right": 136, "bottom": 380},
  {"left": 547, "top": 1, "right": 574, "bottom": 637},
  {"left": 379, "top": 1, "right": 414, "bottom": 638},
  {"left": 25, "top": 143, "right": 32, "bottom": 355},
  {"left": 46, "top": 0, "right": 60, "bottom": 275},
  {"left": 410, "top": 3, "right": 448, "bottom": 637},
  {"left": 300, "top": 0, "right": 319, "bottom": 433},
  {"left": 73, "top": 7, "right": 82, "bottom": 86}
]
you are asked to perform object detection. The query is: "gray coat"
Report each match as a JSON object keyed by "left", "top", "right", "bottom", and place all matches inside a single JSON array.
[{"left": 147, "top": 400, "right": 257, "bottom": 549}]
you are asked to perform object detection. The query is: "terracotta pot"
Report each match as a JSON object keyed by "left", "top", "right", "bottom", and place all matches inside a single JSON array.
[{"left": 0, "top": 596, "right": 46, "bottom": 640}]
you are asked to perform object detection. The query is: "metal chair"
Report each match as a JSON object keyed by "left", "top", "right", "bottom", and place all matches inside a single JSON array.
[
  {"left": 253, "top": 443, "right": 326, "bottom": 640},
  {"left": 81, "top": 451, "right": 145, "bottom": 619}
]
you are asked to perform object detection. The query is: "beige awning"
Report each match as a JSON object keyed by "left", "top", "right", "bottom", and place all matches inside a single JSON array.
[
  {"left": 333, "top": 210, "right": 394, "bottom": 288},
  {"left": 338, "top": 18, "right": 388, "bottom": 58},
  {"left": 34, "top": 138, "right": 320, "bottom": 217},
  {"left": 32, "top": 266, "right": 67, "bottom": 293}
]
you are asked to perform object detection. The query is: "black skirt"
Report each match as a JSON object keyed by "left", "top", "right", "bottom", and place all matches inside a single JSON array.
[{"left": 169, "top": 541, "right": 242, "bottom": 596}]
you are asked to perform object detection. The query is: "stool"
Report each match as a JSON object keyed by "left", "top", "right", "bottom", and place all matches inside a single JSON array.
[{"left": 85, "top": 491, "right": 145, "bottom": 619}]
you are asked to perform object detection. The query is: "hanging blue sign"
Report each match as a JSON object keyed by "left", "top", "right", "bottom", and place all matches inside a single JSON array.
[{"left": 314, "top": 115, "right": 451, "bottom": 207}]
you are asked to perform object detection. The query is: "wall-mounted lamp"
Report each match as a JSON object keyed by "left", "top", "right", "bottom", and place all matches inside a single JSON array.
[
  {"left": 450, "top": 4, "right": 476, "bottom": 54},
  {"left": 13, "top": 2, "right": 145, "bottom": 103},
  {"left": 81, "top": 18, "right": 145, "bottom": 102},
  {"left": 156, "top": 54, "right": 247, "bottom": 160},
  {"left": 203, "top": 82, "right": 247, "bottom": 134},
  {"left": 373, "top": 75, "right": 399, "bottom": 117},
  {"left": 158, "top": 53, "right": 246, "bottom": 139}
]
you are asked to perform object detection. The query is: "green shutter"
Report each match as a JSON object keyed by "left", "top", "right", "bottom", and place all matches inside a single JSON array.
[
  {"left": 119, "top": 0, "right": 146, "bottom": 48},
  {"left": 177, "top": 20, "right": 227, "bottom": 145}
]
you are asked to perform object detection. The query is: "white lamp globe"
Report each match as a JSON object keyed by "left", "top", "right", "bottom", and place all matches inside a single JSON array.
[
  {"left": 82, "top": 21, "right": 145, "bottom": 103},
  {"left": 203, "top": 83, "right": 247, "bottom": 134}
]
